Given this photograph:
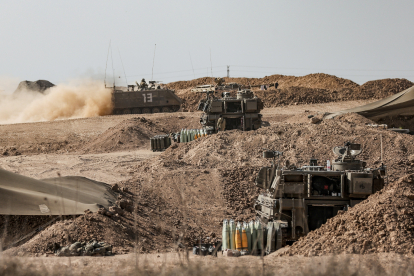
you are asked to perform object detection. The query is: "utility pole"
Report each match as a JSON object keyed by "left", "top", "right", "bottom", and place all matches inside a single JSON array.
[{"left": 227, "top": 65, "right": 230, "bottom": 78}]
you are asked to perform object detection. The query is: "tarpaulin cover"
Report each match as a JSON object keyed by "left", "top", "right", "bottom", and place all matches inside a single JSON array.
[
  {"left": 325, "top": 85, "right": 414, "bottom": 119},
  {"left": 0, "top": 168, "right": 116, "bottom": 215}
]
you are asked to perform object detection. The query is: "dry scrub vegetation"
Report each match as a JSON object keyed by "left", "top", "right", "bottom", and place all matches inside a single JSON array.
[{"left": 2, "top": 253, "right": 414, "bottom": 276}]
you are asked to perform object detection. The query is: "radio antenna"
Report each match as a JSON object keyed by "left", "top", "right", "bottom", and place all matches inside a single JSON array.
[
  {"left": 151, "top": 44, "right": 157, "bottom": 81},
  {"left": 189, "top": 52, "right": 195, "bottom": 79},
  {"left": 118, "top": 47, "right": 128, "bottom": 86},
  {"left": 104, "top": 40, "right": 111, "bottom": 87},
  {"left": 110, "top": 43, "right": 115, "bottom": 88},
  {"left": 209, "top": 48, "right": 213, "bottom": 78}
]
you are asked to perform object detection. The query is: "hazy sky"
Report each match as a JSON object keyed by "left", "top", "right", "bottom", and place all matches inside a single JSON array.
[{"left": 1, "top": 0, "right": 413, "bottom": 89}]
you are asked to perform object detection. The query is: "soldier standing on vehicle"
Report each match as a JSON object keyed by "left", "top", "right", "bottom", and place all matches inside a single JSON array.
[
  {"left": 217, "top": 115, "right": 226, "bottom": 132},
  {"left": 140, "top": 78, "right": 148, "bottom": 89}
]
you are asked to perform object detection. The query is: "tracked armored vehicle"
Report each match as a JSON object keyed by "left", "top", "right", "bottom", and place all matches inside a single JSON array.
[
  {"left": 110, "top": 80, "right": 182, "bottom": 115},
  {"left": 196, "top": 89, "right": 264, "bottom": 132},
  {"left": 254, "top": 142, "right": 387, "bottom": 254}
]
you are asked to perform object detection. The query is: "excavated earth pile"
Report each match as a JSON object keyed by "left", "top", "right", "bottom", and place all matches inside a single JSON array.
[
  {"left": 282, "top": 174, "right": 414, "bottom": 256},
  {"left": 0, "top": 215, "right": 54, "bottom": 248},
  {"left": 168, "top": 74, "right": 414, "bottom": 112},
  {"left": 5, "top": 213, "right": 135, "bottom": 256},
  {"left": 166, "top": 73, "right": 359, "bottom": 91},
  {"left": 82, "top": 116, "right": 199, "bottom": 153}
]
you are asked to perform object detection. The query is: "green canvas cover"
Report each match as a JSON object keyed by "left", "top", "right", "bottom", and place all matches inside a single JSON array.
[
  {"left": 0, "top": 168, "right": 116, "bottom": 215},
  {"left": 325, "top": 85, "right": 414, "bottom": 119}
]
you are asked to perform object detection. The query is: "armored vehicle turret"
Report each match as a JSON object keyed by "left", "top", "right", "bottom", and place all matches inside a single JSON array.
[
  {"left": 195, "top": 88, "right": 264, "bottom": 132},
  {"left": 110, "top": 79, "right": 182, "bottom": 115},
  {"left": 254, "top": 142, "right": 387, "bottom": 254}
]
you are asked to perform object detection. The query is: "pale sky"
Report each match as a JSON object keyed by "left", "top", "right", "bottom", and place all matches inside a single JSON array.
[{"left": 1, "top": 0, "right": 413, "bottom": 88}]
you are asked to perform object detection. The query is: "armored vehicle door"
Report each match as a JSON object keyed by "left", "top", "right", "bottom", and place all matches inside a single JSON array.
[
  {"left": 244, "top": 99, "right": 258, "bottom": 112},
  {"left": 210, "top": 100, "right": 223, "bottom": 113},
  {"left": 225, "top": 101, "right": 242, "bottom": 113},
  {"left": 256, "top": 167, "right": 275, "bottom": 190}
]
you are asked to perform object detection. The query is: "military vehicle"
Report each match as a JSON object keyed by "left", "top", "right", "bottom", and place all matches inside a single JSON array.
[
  {"left": 195, "top": 89, "right": 264, "bottom": 132},
  {"left": 254, "top": 142, "right": 387, "bottom": 254},
  {"left": 109, "top": 79, "right": 182, "bottom": 115}
]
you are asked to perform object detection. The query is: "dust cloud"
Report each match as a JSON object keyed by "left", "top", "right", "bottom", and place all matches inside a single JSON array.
[{"left": 0, "top": 79, "right": 113, "bottom": 124}]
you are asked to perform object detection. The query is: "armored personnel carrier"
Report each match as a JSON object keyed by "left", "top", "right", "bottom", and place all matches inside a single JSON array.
[
  {"left": 110, "top": 79, "right": 182, "bottom": 115},
  {"left": 254, "top": 142, "right": 387, "bottom": 254},
  {"left": 196, "top": 89, "right": 264, "bottom": 132}
]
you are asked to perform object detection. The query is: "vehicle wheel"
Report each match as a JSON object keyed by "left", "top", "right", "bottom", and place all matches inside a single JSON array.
[
  {"left": 172, "top": 105, "right": 180, "bottom": 112},
  {"left": 132, "top": 108, "right": 141, "bottom": 114},
  {"left": 123, "top": 109, "right": 131, "bottom": 114},
  {"left": 142, "top": 108, "right": 151, "bottom": 114},
  {"left": 152, "top": 107, "right": 160, "bottom": 113},
  {"left": 161, "top": 107, "right": 170, "bottom": 113}
]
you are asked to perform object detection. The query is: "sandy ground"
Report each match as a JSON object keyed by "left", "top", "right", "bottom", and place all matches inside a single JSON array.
[{"left": 0, "top": 150, "right": 159, "bottom": 184}]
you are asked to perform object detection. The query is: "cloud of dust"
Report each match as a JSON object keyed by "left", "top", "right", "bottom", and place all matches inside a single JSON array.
[
  {"left": 0, "top": 79, "right": 113, "bottom": 124},
  {"left": 0, "top": 76, "right": 20, "bottom": 96}
]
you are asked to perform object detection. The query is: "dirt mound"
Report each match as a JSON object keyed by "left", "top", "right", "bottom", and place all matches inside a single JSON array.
[
  {"left": 178, "top": 87, "right": 337, "bottom": 112},
  {"left": 13, "top": 80, "right": 55, "bottom": 94},
  {"left": 359, "top": 78, "right": 414, "bottom": 100},
  {"left": 149, "top": 112, "right": 412, "bottom": 183},
  {"left": 82, "top": 117, "right": 167, "bottom": 153},
  {"left": 166, "top": 73, "right": 359, "bottom": 91},
  {"left": 83, "top": 115, "right": 200, "bottom": 153},
  {"left": 282, "top": 174, "right": 414, "bottom": 256},
  {"left": 0, "top": 215, "right": 54, "bottom": 249},
  {"left": 169, "top": 75, "right": 413, "bottom": 112},
  {"left": 230, "top": 73, "right": 359, "bottom": 91},
  {"left": 5, "top": 213, "right": 135, "bottom": 256}
]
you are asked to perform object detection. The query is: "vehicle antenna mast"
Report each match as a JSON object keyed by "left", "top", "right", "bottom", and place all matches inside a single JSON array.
[
  {"left": 189, "top": 52, "right": 195, "bottom": 79},
  {"left": 210, "top": 48, "right": 213, "bottom": 78},
  {"left": 111, "top": 42, "right": 115, "bottom": 88},
  {"left": 151, "top": 44, "right": 156, "bottom": 81},
  {"left": 104, "top": 40, "right": 111, "bottom": 88},
  {"left": 118, "top": 47, "right": 128, "bottom": 87}
]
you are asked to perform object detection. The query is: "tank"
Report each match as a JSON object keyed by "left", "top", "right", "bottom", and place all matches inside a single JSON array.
[
  {"left": 253, "top": 142, "right": 387, "bottom": 254},
  {"left": 110, "top": 80, "right": 182, "bottom": 115},
  {"left": 195, "top": 88, "right": 264, "bottom": 132}
]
